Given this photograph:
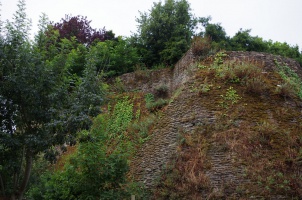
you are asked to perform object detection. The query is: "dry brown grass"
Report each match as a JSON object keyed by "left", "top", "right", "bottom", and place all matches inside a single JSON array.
[
  {"left": 191, "top": 36, "right": 212, "bottom": 59},
  {"left": 133, "top": 51, "right": 302, "bottom": 198},
  {"left": 275, "top": 82, "right": 297, "bottom": 99},
  {"left": 52, "top": 145, "right": 77, "bottom": 171},
  {"left": 153, "top": 132, "right": 212, "bottom": 199},
  {"left": 210, "top": 110, "right": 302, "bottom": 198}
]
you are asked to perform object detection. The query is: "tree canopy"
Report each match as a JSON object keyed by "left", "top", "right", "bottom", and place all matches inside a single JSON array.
[
  {"left": 204, "top": 23, "right": 302, "bottom": 65},
  {"left": 0, "top": 1, "right": 103, "bottom": 199},
  {"left": 52, "top": 14, "right": 115, "bottom": 45},
  {"left": 0, "top": 0, "right": 302, "bottom": 199},
  {"left": 133, "top": 0, "right": 209, "bottom": 67}
]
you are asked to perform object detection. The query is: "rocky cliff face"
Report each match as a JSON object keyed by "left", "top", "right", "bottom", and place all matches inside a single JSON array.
[
  {"left": 119, "top": 49, "right": 195, "bottom": 96},
  {"left": 227, "top": 51, "right": 302, "bottom": 77},
  {"left": 120, "top": 50, "right": 302, "bottom": 98},
  {"left": 124, "top": 50, "right": 302, "bottom": 199}
]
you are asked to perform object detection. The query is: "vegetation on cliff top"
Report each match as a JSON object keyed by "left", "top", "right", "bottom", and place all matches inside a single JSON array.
[{"left": 0, "top": 0, "right": 302, "bottom": 199}]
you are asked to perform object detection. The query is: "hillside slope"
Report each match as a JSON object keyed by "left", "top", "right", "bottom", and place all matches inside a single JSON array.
[{"left": 123, "top": 50, "right": 302, "bottom": 199}]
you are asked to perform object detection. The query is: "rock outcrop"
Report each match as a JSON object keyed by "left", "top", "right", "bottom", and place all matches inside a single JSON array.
[{"left": 125, "top": 50, "right": 302, "bottom": 198}]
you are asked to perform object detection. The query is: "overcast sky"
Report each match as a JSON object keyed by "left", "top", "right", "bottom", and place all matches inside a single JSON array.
[{"left": 1, "top": 0, "right": 302, "bottom": 50}]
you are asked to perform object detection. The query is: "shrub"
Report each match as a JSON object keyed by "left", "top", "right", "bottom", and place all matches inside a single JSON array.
[
  {"left": 275, "top": 60, "right": 302, "bottom": 99},
  {"left": 220, "top": 86, "right": 241, "bottom": 108},
  {"left": 145, "top": 93, "right": 155, "bottom": 105},
  {"left": 214, "top": 51, "right": 228, "bottom": 65},
  {"left": 216, "top": 61, "right": 264, "bottom": 82},
  {"left": 129, "top": 114, "right": 156, "bottom": 144},
  {"left": 275, "top": 83, "right": 297, "bottom": 99},
  {"left": 191, "top": 36, "right": 212, "bottom": 59},
  {"left": 154, "top": 84, "right": 169, "bottom": 99},
  {"left": 27, "top": 139, "right": 130, "bottom": 200},
  {"left": 26, "top": 97, "right": 140, "bottom": 200},
  {"left": 244, "top": 77, "right": 267, "bottom": 95},
  {"left": 145, "top": 93, "right": 168, "bottom": 112},
  {"left": 113, "top": 77, "right": 126, "bottom": 93}
]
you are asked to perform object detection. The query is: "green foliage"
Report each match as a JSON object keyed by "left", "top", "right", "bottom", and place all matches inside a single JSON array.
[
  {"left": 65, "top": 43, "right": 88, "bottom": 76},
  {"left": 130, "top": 114, "right": 156, "bottom": 144},
  {"left": 189, "top": 78, "right": 213, "bottom": 94},
  {"left": 89, "top": 37, "right": 140, "bottom": 77},
  {"left": 205, "top": 23, "right": 230, "bottom": 51},
  {"left": 230, "top": 29, "right": 268, "bottom": 52},
  {"left": 214, "top": 51, "right": 227, "bottom": 65},
  {"left": 199, "top": 83, "right": 212, "bottom": 94},
  {"left": 204, "top": 25, "right": 302, "bottom": 66},
  {"left": 107, "top": 97, "right": 133, "bottom": 139},
  {"left": 37, "top": 19, "right": 139, "bottom": 78},
  {"left": 274, "top": 60, "right": 302, "bottom": 99},
  {"left": 205, "top": 23, "right": 228, "bottom": 43},
  {"left": 133, "top": 0, "right": 207, "bottom": 67},
  {"left": 26, "top": 96, "right": 150, "bottom": 199},
  {"left": 215, "top": 60, "right": 265, "bottom": 86},
  {"left": 112, "top": 77, "right": 126, "bottom": 93},
  {"left": 0, "top": 1, "right": 103, "bottom": 198},
  {"left": 145, "top": 93, "right": 155, "bottom": 106},
  {"left": 145, "top": 93, "right": 168, "bottom": 112},
  {"left": 27, "top": 134, "right": 129, "bottom": 200},
  {"left": 220, "top": 86, "right": 241, "bottom": 108},
  {"left": 268, "top": 41, "right": 301, "bottom": 60}
]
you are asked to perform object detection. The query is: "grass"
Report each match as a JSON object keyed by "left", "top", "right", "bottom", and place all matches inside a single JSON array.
[
  {"left": 153, "top": 130, "right": 212, "bottom": 199},
  {"left": 52, "top": 51, "right": 302, "bottom": 199},
  {"left": 274, "top": 59, "right": 302, "bottom": 99},
  {"left": 191, "top": 36, "right": 212, "bottom": 60},
  {"left": 153, "top": 52, "right": 302, "bottom": 199},
  {"left": 145, "top": 93, "right": 169, "bottom": 112}
]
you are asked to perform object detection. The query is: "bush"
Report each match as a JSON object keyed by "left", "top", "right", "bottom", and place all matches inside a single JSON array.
[
  {"left": 154, "top": 84, "right": 169, "bottom": 99},
  {"left": 145, "top": 93, "right": 168, "bottom": 112},
  {"left": 191, "top": 36, "right": 212, "bottom": 59},
  {"left": 275, "top": 83, "right": 297, "bottom": 99},
  {"left": 27, "top": 142, "right": 130, "bottom": 200},
  {"left": 275, "top": 60, "right": 302, "bottom": 99},
  {"left": 26, "top": 97, "right": 140, "bottom": 200},
  {"left": 244, "top": 77, "right": 267, "bottom": 95}
]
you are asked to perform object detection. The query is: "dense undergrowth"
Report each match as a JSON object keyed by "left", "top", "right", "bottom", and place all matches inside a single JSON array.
[
  {"left": 26, "top": 91, "right": 162, "bottom": 199},
  {"left": 26, "top": 50, "right": 302, "bottom": 199}
]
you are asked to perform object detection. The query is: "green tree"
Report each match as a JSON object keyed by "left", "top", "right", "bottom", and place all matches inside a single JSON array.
[
  {"left": 26, "top": 98, "right": 135, "bottom": 200},
  {"left": 133, "top": 0, "right": 207, "bottom": 67},
  {"left": 27, "top": 130, "right": 129, "bottom": 200},
  {"left": 0, "top": 1, "right": 103, "bottom": 199},
  {"left": 205, "top": 23, "right": 227, "bottom": 43},
  {"left": 89, "top": 37, "right": 140, "bottom": 77},
  {"left": 267, "top": 40, "right": 301, "bottom": 60},
  {"left": 204, "top": 23, "right": 231, "bottom": 51},
  {"left": 229, "top": 29, "right": 301, "bottom": 66},
  {"left": 220, "top": 28, "right": 267, "bottom": 52},
  {"left": 52, "top": 14, "right": 115, "bottom": 45}
]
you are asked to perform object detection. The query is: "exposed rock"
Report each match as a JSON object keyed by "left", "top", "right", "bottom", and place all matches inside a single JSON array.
[
  {"left": 226, "top": 51, "right": 302, "bottom": 77},
  {"left": 125, "top": 50, "right": 302, "bottom": 198}
]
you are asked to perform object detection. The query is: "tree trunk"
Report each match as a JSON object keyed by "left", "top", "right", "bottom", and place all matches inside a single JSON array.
[
  {"left": 0, "top": 173, "right": 5, "bottom": 196},
  {"left": 14, "top": 151, "right": 33, "bottom": 200}
]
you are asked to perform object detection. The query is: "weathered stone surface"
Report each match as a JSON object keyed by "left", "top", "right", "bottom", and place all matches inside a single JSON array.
[
  {"left": 226, "top": 51, "right": 302, "bottom": 77},
  {"left": 120, "top": 51, "right": 302, "bottom": 97},
  {"left": 119, "top": 49, "right": 195, "bottom": 96},
  {"left": 125, "top": 50, "right": 301, "bottom": 195},
  {"left": 129, "top": 84, "right": 216, "bottom": 188}
]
